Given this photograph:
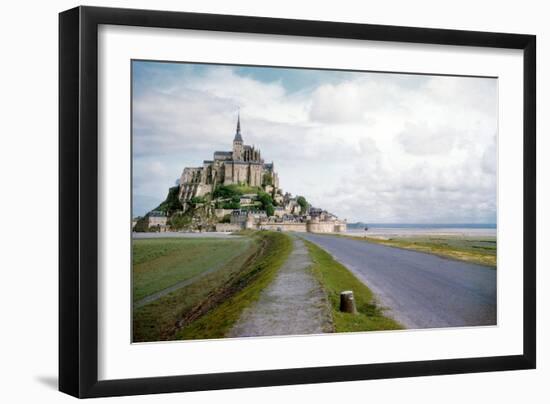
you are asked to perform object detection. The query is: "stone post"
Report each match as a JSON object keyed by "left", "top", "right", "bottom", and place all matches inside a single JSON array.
[{"left": 339, "top": 290, "right": 357, "bottom": 314}]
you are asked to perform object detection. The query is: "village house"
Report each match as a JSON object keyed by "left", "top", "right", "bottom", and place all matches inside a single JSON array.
[{"left": 146, "top": 211, "right": 168, "bottom": 232}]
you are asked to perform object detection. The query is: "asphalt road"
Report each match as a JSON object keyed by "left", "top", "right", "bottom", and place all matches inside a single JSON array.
[{"left": 300, "top": 233, "right": 496, "bottom": 329}]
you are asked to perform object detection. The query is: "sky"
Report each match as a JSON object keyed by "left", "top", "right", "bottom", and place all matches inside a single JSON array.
[{"left": 132, "top": 60, "right": 497, "bottom": 224}]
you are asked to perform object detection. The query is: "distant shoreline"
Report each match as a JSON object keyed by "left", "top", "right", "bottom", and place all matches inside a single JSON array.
[
  {"left": 347, "top": 226, "right": 496, "bottom": 238},
  {"left": 347, "top": 222, "right": 496, "bottom": 228}
]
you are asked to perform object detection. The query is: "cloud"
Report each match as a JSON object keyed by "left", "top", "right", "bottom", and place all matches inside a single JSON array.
[
  {"left": 396, "top": 123, "right": 458, "bottom": 156},
  {"left": 132, "top": 61, "right": 497, "bottom": 223},
  {"left": 482, "top": 134, "right": 497, "bottom": 175}
]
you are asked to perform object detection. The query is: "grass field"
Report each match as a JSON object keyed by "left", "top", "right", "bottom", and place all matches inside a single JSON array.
[
  {"left": 175, "top": 231, "right": 292, "bottom": 340},
  {"left": 342, "top": 235, "right": 496, "bottom": 267},
  {"left": 133, "top": 237, "right": 258, "bottom": 342},
  {"left": 304, "top": 240, "right": 402, "bottom": 333},
  {"left": 133, "top": 232, "right": 292, "bottom": 342},
  {"left": 132, "top": 237, "right": 252, "bottom": 302}
]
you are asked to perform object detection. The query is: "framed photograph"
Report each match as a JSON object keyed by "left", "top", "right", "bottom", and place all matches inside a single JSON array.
[{"left": 59, "top": 6, "right": 536, "bottom": 398}]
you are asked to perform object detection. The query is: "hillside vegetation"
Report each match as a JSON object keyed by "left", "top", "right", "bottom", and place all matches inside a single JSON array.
[{"left": 154, "top": 186, "right": 183, "bottom": 214}]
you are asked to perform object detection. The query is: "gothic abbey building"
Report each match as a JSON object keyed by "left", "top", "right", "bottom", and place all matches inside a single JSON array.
[{"left": 178, "top": 116, "right": 279, "bottom": 208}]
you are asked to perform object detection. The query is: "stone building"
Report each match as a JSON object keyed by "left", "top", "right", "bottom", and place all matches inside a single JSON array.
[
  {"left": 215, "top": 206, "right": 346, "bottom": 233},
  {"left": 179, "top": 115, "right": 279, "bottom": 210},
  {"left": 146, "top": 211, "right": 168, "bottom": 232}
]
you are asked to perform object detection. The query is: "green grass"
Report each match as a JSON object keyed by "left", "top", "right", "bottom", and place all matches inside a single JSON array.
[
  {"left": 132, "top": 238, "right": 251, "bottom": 303},
  {"left": 224, "top": 184, "right": 263, "bottom": 195},
  {"left": 133, "top": 236, "right": 260, "bottom": 342},
  {"left": 175, "top": 231, "right": 292, "bottom": 340},
  {"left": 341, "top": 235, "right": 496, "bottom": 268},
  {"left": 231, "top": 229, "right": 257, "bottom": 236},
  {"left": 304, "top": 240, "right": 402, "bottom": 333}
]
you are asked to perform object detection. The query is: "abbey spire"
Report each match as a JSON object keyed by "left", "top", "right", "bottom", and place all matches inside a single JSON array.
[
  {"left": 234, "top": 112, "right": 243, "bottom": 143},
  {"left": 232, "top": 112, "right": 244, "bottom": 160}
]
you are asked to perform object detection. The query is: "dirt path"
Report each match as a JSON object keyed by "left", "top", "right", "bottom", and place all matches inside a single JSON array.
[{"left": 227, "top": 237, "right": 333, "bottom": 337}]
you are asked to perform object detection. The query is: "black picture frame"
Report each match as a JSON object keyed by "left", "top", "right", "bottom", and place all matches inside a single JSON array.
[{"left": 59, "top": 5, "right": 536, "bottom": 398}]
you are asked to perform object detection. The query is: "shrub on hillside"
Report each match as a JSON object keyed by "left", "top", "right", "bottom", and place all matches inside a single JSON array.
[
  {"left": 168, "top": 214, "right": 192, "bottom": 230},
  {"left": 133, "top": 216, "right": 149, "bottom": 232},
  {"left": 154, "top": 186, "right": 183, "bottom": 214},
  {"left": 297, "top": 196, "right": 308, "bottom": 214},
  {"left": 219, "top": 214, "right": 231, "bottom": 223}
]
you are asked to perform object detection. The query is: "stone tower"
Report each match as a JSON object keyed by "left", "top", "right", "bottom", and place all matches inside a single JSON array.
[{"left": 232, "top": 113, "right": 243, "bottom": 161}]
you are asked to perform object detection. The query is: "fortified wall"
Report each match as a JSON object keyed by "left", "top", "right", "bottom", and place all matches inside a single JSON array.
[
  {"left": 216, "top": 216, "right": 346, "bottom": 233},
  {"left": 306, "top": 219, "right": 347, "bottom": 233},
  {"left": 257, "top": 222, "right": 308, "bottom": 232}
]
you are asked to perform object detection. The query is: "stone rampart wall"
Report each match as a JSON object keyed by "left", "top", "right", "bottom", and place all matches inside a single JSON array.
[
  {"left": 257, "top": 222, "right": 308, "bottom": 232},
  {"left": 306, "top": 221, "right": 347, "bottom": 233},
  {"left": 215, "top": 223, "right": 244, "bottom": 232}
]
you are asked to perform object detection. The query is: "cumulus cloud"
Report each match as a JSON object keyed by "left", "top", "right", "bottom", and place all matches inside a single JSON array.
[
  {"left": 132, "top": 61, "right": 497, "bottom": 223},
  {"left": 396, "top": 123, "right": 458, "bottom": 156}
]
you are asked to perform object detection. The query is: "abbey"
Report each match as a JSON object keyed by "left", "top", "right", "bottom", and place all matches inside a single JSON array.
[
  {"left": 179, "top": 115, "right": 279, "bottom": 208},
  {"left": 135, "top": 113, "right": 347, "bottom": 234}
]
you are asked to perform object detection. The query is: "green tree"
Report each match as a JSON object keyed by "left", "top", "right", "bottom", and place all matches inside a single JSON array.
[
  {"left": 168, "top": 214, "right": 192, "bottom": 230},
  {"left": 262, "top": 172, "right": 273, "bottom": 187},
  {"left": 222, "top": 201, "right": 240, "bottom": 209},
  {"left": 133, "top": 216, "right": 149, "bottom": 232},
  {"left": 190, "top": 196, "right": 206, "bottom": 205},
  {"left": 257, "top": 191, "right": 272, "bottom": 207},
  {"left": 213, "top": 185, "right": 240, "bottom": 199},
  {"left": 265, "top": 203, "right": 275, "bottom": 217},
  {"left": 257, "top": 191, "right": 275, "bottom": 217},
  {"left": 297, "top": 196, "right": 308, "bottom": 214}
]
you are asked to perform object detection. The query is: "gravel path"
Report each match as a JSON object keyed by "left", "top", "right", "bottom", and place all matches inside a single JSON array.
[
  {"left": 227, "top": 237, "right": 333, "bottom": 337},
  {"left": 300, "top": 233, "right": 496, "bottom": 329}
]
